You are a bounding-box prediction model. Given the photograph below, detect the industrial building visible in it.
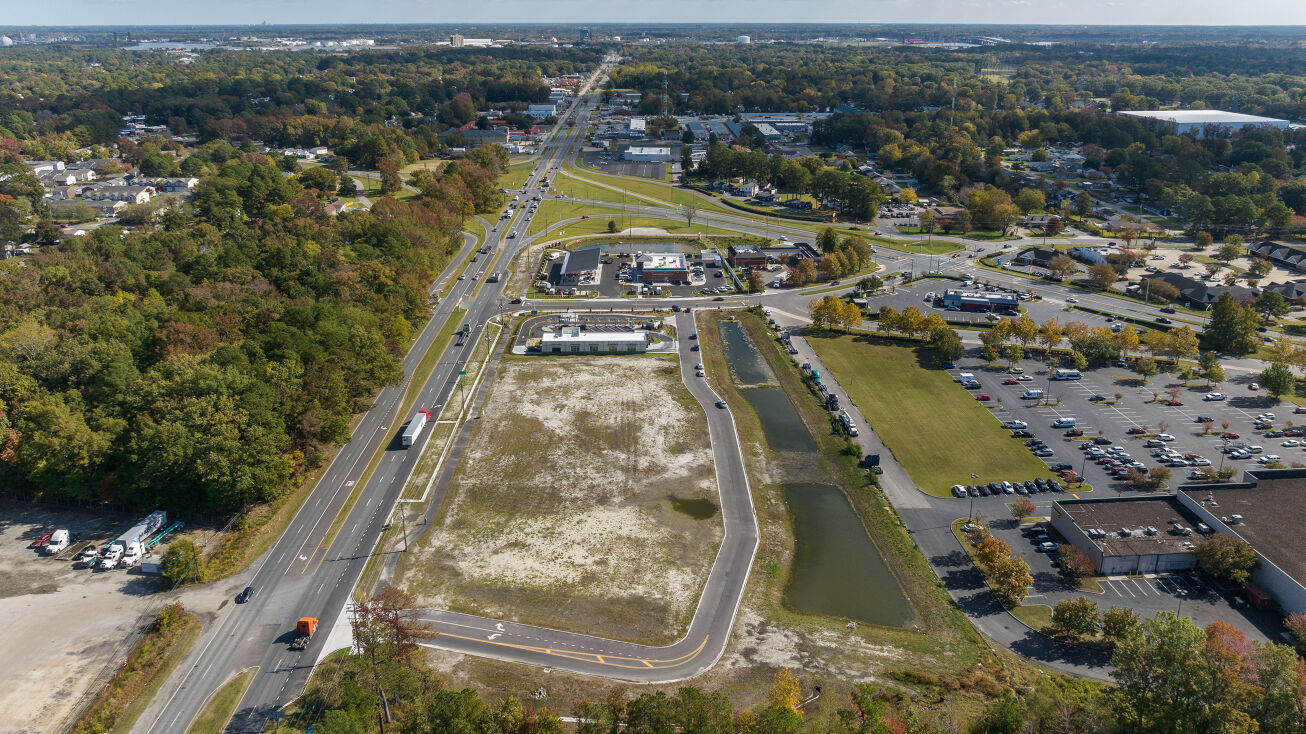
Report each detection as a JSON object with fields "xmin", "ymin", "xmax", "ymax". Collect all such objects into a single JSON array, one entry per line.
[
  {"xmin": 622, "ymin": 146, "xmax": 672, "ymax": 162},
  {"xmin": 636, "ymin": 253, "xmax": 690, "ymax": 283},
  {"xmin": 540, "ymin": 327, "xmax": 649, "ymax": 354},
  {"xmin": 527, "ymin": 103, "xmax": 557, "ymax": 120},
  {"xmin": 1177, "ymin": 470, "xmax": 1306, "ymax": 615},
  {"xmin": 941, "ymin": 289, "xmax": 1019, "ymax": 312},
  {"xmin": 1118, "ymin": 110, "xmax": 1290, "ymax": 139},
  {"xmin": 1051, "ymin": 495, "xmax": 1201, "ymax": 575}
]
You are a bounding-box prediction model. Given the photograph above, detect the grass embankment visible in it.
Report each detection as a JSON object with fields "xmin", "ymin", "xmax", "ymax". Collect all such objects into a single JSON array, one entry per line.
[
  {"xmin": 527, "ymin": 200, "xmax": 625, "ymax": 236},
  {"xmin": 497, "ymin": 163, "xmax": 537, "ymax": 191},
  {"xmin": 809, "ymin": 334, "xmax": 1051, "ymax": 497},
  {"xmin": 186, "ymin": 668, "xmax": 255, "ymax": 734},
  {"xmin": 73, "ymin": 605, "xmax": 201, "ymax": 734}
]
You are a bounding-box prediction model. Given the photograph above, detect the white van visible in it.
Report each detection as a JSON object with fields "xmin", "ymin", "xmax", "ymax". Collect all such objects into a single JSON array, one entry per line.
[
  {"xmin": 957, "ymin": 373, "xmax": 975, "ymax": 383},
  {"xmin": 45, "ymin": 529, "xmax": 69, "ymax": 556},
  {"xmin": 1021, "ymin": 389, "xmax": 1045, "ymax": 400},
  {"xmin": 1052, "ymin": 417, "xmax": 1077, "ymax": 428}
]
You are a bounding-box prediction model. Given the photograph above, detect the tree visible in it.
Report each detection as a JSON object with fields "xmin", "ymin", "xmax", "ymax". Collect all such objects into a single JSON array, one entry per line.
[
  {"xmin": 1216, "ymin": 241, "xmax": 1246, "ymax": 263},
  {"xmin": 1058, "ymin": 544, "xmax": 1095, "ymax": 579},
  {"xmin": 1195, "ymin": 231, "xmax": 1214, "ymax": 249},
  {"xmin": 1256, "ymin": 290, "xmax": 1291, "ymax": 319},
  {"xmin": 1110, "ymin": 612, "xmax": 1209, "ymax": 732},
  {"xmin": 1249, "ymin": 258, "xmax": 1273, "ymax": 279},
  {"xmin": 1015, "ymin": 187, "xmax": 1046, "ymax": 214},
  {"xmin": 1074, "ymin": 191, "xmax": 1094, "ymax": 217},
  {"xmin": 746, "ymin": 269, "xmax": 765, "ymax": 294},
  {"xmin": 988, "ymin": 554, "xmax": 1033, "ymax": 606},
  {"xmin": 1204, "ymin": 292, "xmax": 1260, "ymax": 356},
  {"xmin": 337, "ymin": 176, "xmax": 357, "ymax": 197},
  {"xmin": 918, "ymin": 208, "xmax": 934, "ymax": 233},
  {"xmin": 1101, "ymin": 605, "xmax": 1142, "ymax": 645},
  {"xmin": 1050, "ymin": 597, "xmax": 1100, "ymax": 641},
  {"xmin": 1198, "ymin": 351, "xmax": 1226, "ymax": 387},
  {"xmin": 1285, "ymin": 612, "xmax": 1306, "ymax": 654},
  {"xmin": 607, "ymin": 219, "xmax": 618, "ymax": 233},
  {"xmin": 876, "ymin": 306, "xmax": 900, "ymax": 334},
  {"xmin": 1087, "ymin": 262, "xmax": 1117, "ymax": 289},
  {"xmin": 682, "ymin": 200, "xmax": 699, "ymax": 228},
  {"xmin": 816, "ymin": 227, "xmax": 839, "ymax": 254},
  {"xmin": 1010, "ymin": 497, "xmax": 1036, "ymax": 521},
  {"xmin": 378, "ymin": 160, "xmax": 403, "ymax": 195},
  {"xmin": 1259, "ymin": 362, "xmax": 1296, "ymax": 401},
  {"xmin": 969, "ymin": 692, "xmax": 1025, "ymax": 734},
  {"xmin": 1194, "ymin": 535, "xmax": 1260, "ymax": 583},
  {"xmin": 160, "ymin": 539, "xmax": 206, "ymax": 586},
  {"xmin": 928, "ymin": 327, "xmax": 965, "ymax": 364},
  {"xmin": 768, "ymin": 669, "xmax": 802, "ymax": 714}
]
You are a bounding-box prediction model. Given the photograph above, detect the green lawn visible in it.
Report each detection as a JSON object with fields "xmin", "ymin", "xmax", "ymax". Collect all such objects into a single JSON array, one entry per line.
[
  {"xmin": 527, "ymin": 200, "xmax": 625, "ymax": 236},
  {"xmin": 1010, "ymin": 604, "xmax": 1053, "ymax": 631},
  {"xmin": 809, "ymin": 334, "xmax": 1052, "ymax": 496},
  {"xmin": 497, "ymin": 164, "xmax": 536, "ymax": 191},
  {"xmin": 187, "ymin": 669, "xmax": 255, "ymax": 734}
]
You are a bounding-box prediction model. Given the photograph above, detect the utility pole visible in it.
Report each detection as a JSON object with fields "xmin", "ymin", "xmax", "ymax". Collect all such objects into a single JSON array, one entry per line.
[{"xmin": 398, "ymin": 505, "xmax": 408, "ymax": 552}]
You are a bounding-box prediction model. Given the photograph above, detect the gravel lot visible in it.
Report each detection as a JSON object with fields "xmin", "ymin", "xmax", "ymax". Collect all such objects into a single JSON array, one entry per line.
[{"xmin": 0, "ymin": 505, "xmax": 168, "ymax": 733}]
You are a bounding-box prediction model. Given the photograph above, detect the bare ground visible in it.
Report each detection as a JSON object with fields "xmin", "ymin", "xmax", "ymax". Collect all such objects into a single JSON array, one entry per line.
[{"xmin": 397, "ymin": 357, "xmax": 723, "ymax": 644}]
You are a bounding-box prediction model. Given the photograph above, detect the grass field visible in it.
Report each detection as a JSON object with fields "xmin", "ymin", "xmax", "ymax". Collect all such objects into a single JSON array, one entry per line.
[
  {"xmin": 545, "ymin": 214, "xmax": 720, "ymax": 239},
  {"xmin": 187, "ymin": 669, "xmax": 255, "ymax": 734},
  {"xmin": 401, "ymin": 159, "xmax": 449, "ymax": 175},
  {"xmin": 808, "ymin": 334, "xmax": 1052, "ymax": 496},
  {"xmin": 1010, "ymin": 604, "xmax": 1053, "ymax": 631},
  {"xmin": 497, "ymin": 164, "xmax": 536, "ymax": 191},
  {"xmin": 527, "ymin": 200, "xmax": 625, "ymax": 236}
]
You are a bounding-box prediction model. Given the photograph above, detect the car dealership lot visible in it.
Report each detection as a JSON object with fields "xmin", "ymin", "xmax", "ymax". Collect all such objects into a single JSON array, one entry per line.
[{"xmin": 943, "ymin": 358, "xmax": 1292, "ymax": 498}]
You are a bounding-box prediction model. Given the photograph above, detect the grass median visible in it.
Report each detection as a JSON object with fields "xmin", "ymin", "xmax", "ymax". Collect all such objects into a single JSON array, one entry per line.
[
  {"xmin": 808, "ymin": 333, "xmax": 1052, "ymax": 497},
  {"xmin": 186, "ymin": 668, "xmax": 255, "ymax": 734}
]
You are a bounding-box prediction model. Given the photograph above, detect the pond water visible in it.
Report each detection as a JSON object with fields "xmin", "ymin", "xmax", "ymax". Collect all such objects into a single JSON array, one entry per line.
[
  {"xmin": 670, "ymin": 496, "xmax": 719, "ymax": 520},
  {"xmin": 717, "ymin": 317, "xmax": 913, "ymax": 627},
  {"xmin": 782, "ymin": 483, "xmax": 916, "ymax": 627}
]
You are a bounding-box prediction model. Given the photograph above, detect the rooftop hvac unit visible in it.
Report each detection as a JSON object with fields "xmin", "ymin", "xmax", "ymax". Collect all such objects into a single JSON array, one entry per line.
[
  {"xmin": 1145, "ymin": 526, "xmax": 1158, "ymax": 535},
  {"xmin": 1230, "ymin": 514, "xmax": 1244, "ymax": 524}
]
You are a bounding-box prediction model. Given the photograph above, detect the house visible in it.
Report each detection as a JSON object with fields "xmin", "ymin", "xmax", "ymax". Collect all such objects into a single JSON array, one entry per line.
[
  {"xmin": 1013, "ymin": 247, "xmax": 1059, "ymax": 268},
  {"xmin": 22, "ymin": 160, "xmax": 64, "ymax": 175},
  {"xmin": 153, "ymin": 177, "xmax": 199, "ymax": 193},
  {"xmin": 928, "ymin": 206, "xmax": 966, "ymax": 227},
  {"xmin": 1021, "ymin": 214, "xmax": 1061, "ymax": 230},
  {"xmin": 82, "ymin": 184, "xmax": 154, "ymax": 204},
  {"xmin": 85, "ymin": 199, "xmax": 128, "ymax": 217},
  {"xmin": 39, "ymin": 171, "xmax": 78, "ymax": 187}
]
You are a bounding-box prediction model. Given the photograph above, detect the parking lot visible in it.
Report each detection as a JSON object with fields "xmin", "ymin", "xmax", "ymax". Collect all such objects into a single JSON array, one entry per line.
[
  {"xmin": 983, "ymin": 514, "xmax": 1284, "ymax": 643},
  {"xmin": 943, "ymin": 356, "xmax": 1294, "ymax": 501}
]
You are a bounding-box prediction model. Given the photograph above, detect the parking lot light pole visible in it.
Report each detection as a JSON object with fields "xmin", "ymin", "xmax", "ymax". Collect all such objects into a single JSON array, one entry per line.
[{"xmin": 970, "ymin": 473, "xmax": 979, "ymax": 519}]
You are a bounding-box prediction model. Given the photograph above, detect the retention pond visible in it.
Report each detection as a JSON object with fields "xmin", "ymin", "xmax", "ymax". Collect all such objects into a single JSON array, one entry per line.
[{"xmin": 717, "ymin": 318, "xmax": 913, "ymax": 627}]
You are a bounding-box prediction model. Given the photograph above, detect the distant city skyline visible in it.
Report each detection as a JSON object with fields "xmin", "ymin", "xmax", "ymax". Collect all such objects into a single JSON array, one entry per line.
[{"xmin": 5, "ymin": 1, "xmax": 1306, "ymax": 28}]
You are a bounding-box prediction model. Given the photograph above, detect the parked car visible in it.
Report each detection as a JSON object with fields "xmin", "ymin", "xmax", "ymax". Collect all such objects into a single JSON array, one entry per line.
[
  {"xmin": 1034, "ymin": 448, "xmax": 1055, "ymax": 457},
  {"xmin": 1204, "ymin": 392, "xmax": 1227, "ymax": 401},
  {"xmin": 976, "ymin": 394, "xmax": 992, "ymax": 401},
  {"xmin": 1065, "ymin": 428, "xmax": 1084, "ymax": 437}
]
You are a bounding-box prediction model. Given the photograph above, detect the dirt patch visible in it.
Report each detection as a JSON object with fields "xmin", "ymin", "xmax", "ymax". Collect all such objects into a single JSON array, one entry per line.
[
  {"xmin": 398, "ymin": 356, "xmax": 722, "ymax": 644},
  {"xmin": 0, "ymin": 505, "xmax": 172, "ymax": 734}
]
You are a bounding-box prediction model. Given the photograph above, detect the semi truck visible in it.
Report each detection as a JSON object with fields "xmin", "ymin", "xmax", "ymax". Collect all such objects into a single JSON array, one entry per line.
[
  {"xmin": 400, "ymin": 409, "xmax": 431, "ymax": 448},
  {"xmin": 103, "ymin": 510, "xmax": 167, "ymax": 568},
  {"xmin": 290, "ymin": 617, "xmax": 319, "ymax": 651}
]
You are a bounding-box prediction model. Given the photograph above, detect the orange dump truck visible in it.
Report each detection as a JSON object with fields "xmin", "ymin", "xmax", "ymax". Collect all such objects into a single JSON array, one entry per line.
[{"xmin": 290, "ymin": 617, "xmax": 319, "ymax": 651}]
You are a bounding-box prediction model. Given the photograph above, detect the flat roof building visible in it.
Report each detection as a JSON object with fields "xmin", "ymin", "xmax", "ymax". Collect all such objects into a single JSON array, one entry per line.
[
  {"xmin": 540, "ymin": 327, "xmax": 648, "ymax": 354},
  {"xmin": 1118, "ymin": 110, "xmax": 1290, "ymax": 139},
  {"xmin": 636, "ymin": 252, "xmax": 690, "ymax": 283},
  {"xmin": 941, "ymin": 289, "xmax": 1019, "ymax": 312},
  {"xmin": 727, "ymin": 244, "xmax": 767, "ymax": 270},
  {"xmin": 1051, "ymin": 495, "xmax": 1203, "ymax": 576},
  {"xmin": 623, "ymin": 146, "xmax": 671, "ymax": 162},
  {"xmin": 1178, "ymin": 470, "xmax": 1306, "ymax": 615}
]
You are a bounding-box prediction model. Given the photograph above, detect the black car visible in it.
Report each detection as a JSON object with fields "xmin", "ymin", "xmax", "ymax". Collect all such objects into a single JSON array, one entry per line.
[
  {"xmin": 1011, "ymin": 430, "xmax": 1034, "ymax": 438},
  {"xmin": 978, "ymin": 485, "xmax": 991, "ymax": 496},
  {"xmin": 1034, "ymin": 477, "xmax": 1048, "ymax": 491},
  {"xmin": 691, "ymin": 344, "xmax": 700, "ymax": 351},
  {"xmin": 1156, "ymin": 317, "xmax": 1173, "ymax": 324},
  {"xmin": 1089, "ymin": 394, "xmax": 1109, "ymax": 402},
  {"xmin": 1050, "ymin": 462, "xmax": 1072, "ymax": 472},
  {"xmin": 1160, "ymin": 307, "xmax": 1177, "ymax": 314},
  {"xmin": 236, "ymin": 586, "xmax": 254, "ymax": 604},
  {"xmin": 1024, "ymin": 480, "xmax": 1038, "ymax": 493},
  {"xmin": 1094, "ymin": 437, "xmax": 1113, "ymax": 445},
  {"xmin": 1046, "ymin": 478, "xmax": 1063, "ymax": 491},
  {"xmin": 988, "ymin": 482, "xmax": 1003, "ymax": 494},
  {"xmin": 967, "ymin": 486, "xmax": 980, "ymax": 497},
  {"xmin": 1025, "ymin": 438, "xmax": 1044, "ymax": 447}
]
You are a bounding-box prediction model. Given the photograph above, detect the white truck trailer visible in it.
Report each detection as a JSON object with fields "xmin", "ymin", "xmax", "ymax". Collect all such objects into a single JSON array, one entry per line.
[{"xmin": 400, "ymin": 409, "xmax": 431, "ymax": 448}]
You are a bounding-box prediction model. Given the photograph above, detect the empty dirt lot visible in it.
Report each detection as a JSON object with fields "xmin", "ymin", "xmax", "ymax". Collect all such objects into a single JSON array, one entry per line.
[
  {"xmin": 0, "ymin": 505, "xmax": 171, "ymax": 733},
  {"xmin": 398, "ymin": 356, "xmax": 722, "ymax": 645}
]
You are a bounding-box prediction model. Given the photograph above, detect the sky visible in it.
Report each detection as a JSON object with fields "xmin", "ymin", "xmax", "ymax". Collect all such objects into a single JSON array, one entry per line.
[{"xmin": 6, "ymin": 0, "xmax": 1306, "ymax": 27}]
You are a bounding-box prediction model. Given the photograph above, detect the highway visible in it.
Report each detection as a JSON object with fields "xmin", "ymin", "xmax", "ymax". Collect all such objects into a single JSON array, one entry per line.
[{"xmin": 138, "ymin": 57, "xmax": 617, "ymax": 734}]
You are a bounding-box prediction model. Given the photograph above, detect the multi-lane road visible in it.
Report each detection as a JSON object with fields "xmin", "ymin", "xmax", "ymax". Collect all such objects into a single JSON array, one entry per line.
[{"xmin": 139, "ymin": 58, "xmax": 616, "ymax": 734}]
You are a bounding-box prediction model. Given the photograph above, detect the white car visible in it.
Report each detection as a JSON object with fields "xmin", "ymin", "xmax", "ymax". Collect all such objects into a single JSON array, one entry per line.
[
  {"xmin": 1066, "ymin": 297, "xmax": 1079, "ymax": 303},
  {"xmin": 1284, "ymin": 440, "xmax": 1301, "ymax": 447},
  {"xmin": 1258, "ymin": 413, "xmax": 1276, "ymax": 421},
  {"xmin": 1204, "ymin": 392, "xmax": 1226, "ymax": 401},
  {"xmin": 1192, "ymin": 458, "xmax": 1212, "ymax": 466},
  {"xmin": 1257, "ymin": 454, "xmax": 1282, "ymax": 464},
  {"xmin": 1156, "ymin": 434, "xmax": 1176, "ymax": 442},
  {"xmin": 1005, "ymin": 420, "xmax": 1028, "ymax": 429}
]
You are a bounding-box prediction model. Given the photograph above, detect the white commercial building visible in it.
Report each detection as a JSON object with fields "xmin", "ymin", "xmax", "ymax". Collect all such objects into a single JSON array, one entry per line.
[
  {"xmin": 540, "ymin": 328, "xmax": 649, "ymax": 354},
  {"xmin": 623, "ymin": 146, "xmax": 672, "ymax": 162},
  {"xmin": 1118, "ymin": 110, "xmax": 1290, "ymax": 139},
  {"xmin": 527, "ymin": 103, "xmax": 557, "ymax": 120},
  {"xmin": 737, "ymin": 35, "xmax": 751, "ymax": 44},
  {"xmin": 628, "ymin": 117, "xmax": 647, "ymax": 136}
]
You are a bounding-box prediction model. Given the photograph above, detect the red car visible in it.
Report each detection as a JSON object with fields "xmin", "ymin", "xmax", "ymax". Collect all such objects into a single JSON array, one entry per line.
[
  {"xmin": 1127, "ymin": 427, "xmax": 1147, "ymax": 434},
  {"xmin": 1166, "ymin": 399, "xmax": 1184, "ymax": 406},
  {"xmin": 1003, "ymin": 378, "xmax": 1019, "ymax": 385},
  {"xmin": 30, "ymin": 532, "xmax": 52, "ymax": 548},
  {"xmin": 976, "ymin": 394, "xmax": 992, "ymax": 401},
  {"xmin": 1222, "ymin": 432, "xmax": 1241, "ymax": 440}
]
